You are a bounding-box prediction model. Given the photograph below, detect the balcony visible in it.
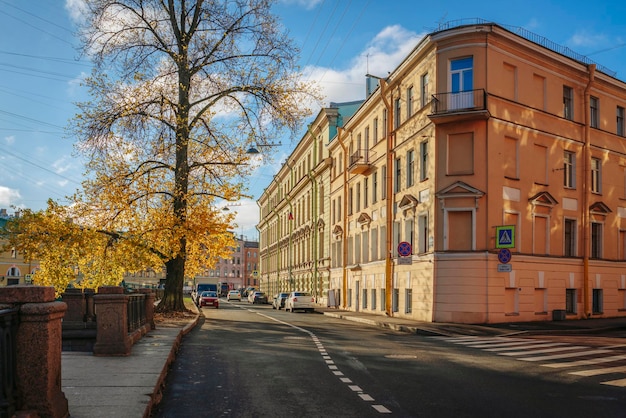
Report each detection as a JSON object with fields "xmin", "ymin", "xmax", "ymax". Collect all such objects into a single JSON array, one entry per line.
[
  {"xmin": 349, "ymin": 149, "xmax": 376, "ymax": 174},
  {"xmin": 428, "ymin": 89, "xmax": 490, "ymax": 124}
]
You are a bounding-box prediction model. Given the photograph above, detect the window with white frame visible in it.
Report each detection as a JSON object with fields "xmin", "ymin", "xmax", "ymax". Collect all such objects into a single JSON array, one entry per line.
[
  {"xmin": 563, "ymin": 86, "xmax": 573, "ymax": 120},
  {"xmin": 564, "ymin": 150, "xmax": 576, "ymax": 188},
  {"xmin": 406, "ymin": 150, "xmax": 415, "ymax": 187},
  {"xmin": 418, "ymin": 213, "xmax": 428, "ymax": 253},
  {"xmin": 364, "ymin": 177, "xmax": 369, "ymax": 209},
  {"xmin": 372, "ymin": 171, "xmax": 378, "ymax": 204},
  {"xmin": 590, "ymin": 96, "xmax": 599, "ymax": 128},
  {"xmin": 421, "ymin": 72, "xmax": 429, "ymax": 107},
  {"xmin": 591, "ymin": 157, "xmax": 602, "ymax": 193},
  {"xmin": 405, "ymin": 288, "xmax": 413, "ymax": 313},
  {"xmin": 420, "ymin": 140, "xmax": 428, "ymax": 181}
]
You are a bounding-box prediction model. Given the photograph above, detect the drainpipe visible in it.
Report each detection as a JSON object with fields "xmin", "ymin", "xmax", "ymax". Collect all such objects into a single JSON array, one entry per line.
[
  {"xmin": 306, "ymin": 125, "xmax": 320, "ymax": 301},
  {"xmin": 582, "ymin": 64, "xmax": 596, "ymax": 318},
  {"xmin": 377, "ymin": 78, "xmax": 395, "ymax": 317},
  {"xmin": 337, "ymin": 127, "xmax": 349, "ymax": 309}
]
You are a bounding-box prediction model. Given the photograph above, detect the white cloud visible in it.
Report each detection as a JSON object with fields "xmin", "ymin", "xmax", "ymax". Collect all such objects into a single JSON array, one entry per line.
[
  {"xmin": 0, "ymin": 186, "xmax": 22, "ymax": 207},
  {"xmin": 52, "ymin": 157, "xmax": 72, "ymax": 174},
  {"xmin": 279, "ymin": 0, "xmax": 324, "ymax": 10},
  {"xmin": 65, "ymin": 0, "xmax": 88, "ymax": 23},
  {"xmin": 303, "ymin": 25, "xmax": 424, "ymax": 104},
  {"xmin": 568, "ymin": 30, "xmax": 608, "ymax": 48},
  {"xmin": 4, "ymin": 135, "xmax": 15, "ymax": 145}
]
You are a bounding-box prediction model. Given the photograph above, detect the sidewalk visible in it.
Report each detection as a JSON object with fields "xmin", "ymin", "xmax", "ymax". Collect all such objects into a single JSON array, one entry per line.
[
  {"xmin": 61, "ymin": 307, "xmax": 199, "ymax": 418},
  {"xmin": 60, "ymin": 304, "xmax": 626, "ymax": 418}
]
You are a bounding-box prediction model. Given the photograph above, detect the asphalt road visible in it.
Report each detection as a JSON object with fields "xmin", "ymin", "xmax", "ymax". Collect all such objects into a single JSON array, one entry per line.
[{"xmin": 151, "ymin": 300, "xmax": 626, "ymax": 418}]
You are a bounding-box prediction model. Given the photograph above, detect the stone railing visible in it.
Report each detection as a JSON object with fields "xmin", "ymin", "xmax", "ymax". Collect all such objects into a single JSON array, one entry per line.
[
  {"xmin": 0, "ymin": 285, "xmax": 157, "ymax": 418},
  {"xmin": 0, "ymin": 285, "xmax": 69, "ymax": 418},
  {"xmin": 62, "ymin": 286, "xmax": 155, "ymax": 355}
]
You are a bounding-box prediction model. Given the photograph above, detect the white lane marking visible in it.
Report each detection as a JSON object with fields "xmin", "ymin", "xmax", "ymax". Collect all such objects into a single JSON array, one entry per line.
[{"xmin": 255, "ymin": 310, "xmax": 393, "ymax": 414}]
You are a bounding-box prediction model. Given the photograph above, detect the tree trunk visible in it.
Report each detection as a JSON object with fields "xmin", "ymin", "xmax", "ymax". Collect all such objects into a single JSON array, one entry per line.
[{"xmin": 155, "ymin": 255, "xmax": 187, "ymax": 312}]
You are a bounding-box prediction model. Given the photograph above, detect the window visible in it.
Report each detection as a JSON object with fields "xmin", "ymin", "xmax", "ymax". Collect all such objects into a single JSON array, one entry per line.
[
  {"xmin": 591, "ymin": 157, "xmax": 601, "ymax": 193},
  {"xmin": 592, "ymin": 289, "xmax": 603, "ymax": 314},
  {"xmin": 395, "ymin": 157, "xmax": 402, "ymax": 192},
  {"xmin": 618, "ymin": 106, "xmax": 625, "ymax": 137},
  {"xmin": 420, "ymin": 140, "xmax": 428, "ymax": 181},
  {"xmin": 392, "ymin": 288, "xmax": 399, "ymax": 312},
  {"xmin": 364, "ymin": 178, "xmax": 369, "ymax": 209},
  {"xmin": 373, "ymin": 117, "xmax": 379, "ymax": 144},
  {"xmin": 372, "ymin": 172, "xmax": 378, "ymax": 203},
  {"xmin": 356, "ymin": 183, "xmax": 361, "ymax": 212},
  {"xmin": 591, "ymin": 222, "xmax": 603, "ymax": 259},
  {"xmin": 371, "ymin": 289, "xmax": 377, "ymax": 311},
  {"xmin": 405, "ymin": 218, "xmax": 414, "ymax": 249},
  {"xmin": 406, "ymin": 150, "xmax": 415, "ymax": 187},
  {"xmin": 421, "ymin": 73, "xmax": 429, "ymax": 107},
  {"xmin": 381, "ymin": 165, "xmax": 387, "ymax": 199},
  {"xmin": 418, "ymin": 214, "xmax": 428, "ymax": 253},
  {"xmin": 362, "ymin": 289, "xmax": 368, "ymax": 309},
  {"xmin": 564, "ymin": 218, "xmax": 576, "ymax": 257},
  {"xmin": 407, "ymin": 86, "xmax": 414, "ymax": 117},
  {"xmin": 590, "ymin": 96, "xmax": 599, "ymax": 128},
  {"xmin": 348, "ymin": 187, "xmax": 353, "ymax": 215},
  {"xmin": 564, "ymin": 151, "xmax": 576, "ymax": 188},
  {"xmin": 380, "ymin": 288, "xmax": 386, "ymax": 312},
  {"xmin": 504, "ymin": 136, "xmax": 519, "ymax": 179},
  {"xmin": 563, "ymin": 86, "xmax": 573, "ymax": 120},
  {"xmin": 450, "ymin": 57, "xmax": 473, "ymax": 109},
  {"xmin": 405, "ymin": 289, "xmax": 413, "ymax": 314},
  {"xmin": 383, "ymin": 109, "xmax": 388, "ymax": 138},
  {"xmin": 565, "ymin": 289, "xmax": 577, "ymax": 314},
  {"xmin": 394, "ymin": 98, "xmax": 401, "ymax": 129}
]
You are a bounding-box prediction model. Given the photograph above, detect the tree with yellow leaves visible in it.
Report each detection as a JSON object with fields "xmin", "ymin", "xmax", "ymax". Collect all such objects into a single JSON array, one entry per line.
[{"xmin": 17, "ymin": 0, "xmax": 319, "ymax": 311}]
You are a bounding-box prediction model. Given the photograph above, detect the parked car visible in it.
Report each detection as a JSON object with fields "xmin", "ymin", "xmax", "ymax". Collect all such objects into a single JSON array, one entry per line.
[
  {"xmin": 251, "ymin": 291, "xmax": 269, "ymax": 304},
  {"xmin": 198, "ymin": 291, "xmax": 219, "ymax": 308},
  {"xmin": 227, "ymin": 290, "xmax": 242, "ymax": 301},
  {"xmin": 248, "ymin": 290, "xmax": 261, "ymax": 303},
  {"xmin": 285, "ymin": 291, "xmax": 315, "ymax": 313},
  {"xmin": 272, "ymin": 292, "xmax": 290, "ymax": 310}
]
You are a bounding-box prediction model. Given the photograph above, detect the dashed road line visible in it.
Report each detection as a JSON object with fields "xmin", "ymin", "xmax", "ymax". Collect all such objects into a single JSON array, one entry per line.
[{"xmin": 256, "ymin": 311, "xmax": 393, "ymax": 414}]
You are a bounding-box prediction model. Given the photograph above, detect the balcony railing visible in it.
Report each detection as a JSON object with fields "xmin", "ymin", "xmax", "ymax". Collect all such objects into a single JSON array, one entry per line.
[
  {"xmin": 349, "ymin": 149, "xmax": 376, "ymax": 174},
  {"xmin": 430, "ymin": 89, "xmax": 486, "ymax": 114}
]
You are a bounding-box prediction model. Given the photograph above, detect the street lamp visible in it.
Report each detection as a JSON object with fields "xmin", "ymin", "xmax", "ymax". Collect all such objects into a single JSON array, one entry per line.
[{"xmin": 246, "ymin": 141, "xmax": 282, "ymax": 154}]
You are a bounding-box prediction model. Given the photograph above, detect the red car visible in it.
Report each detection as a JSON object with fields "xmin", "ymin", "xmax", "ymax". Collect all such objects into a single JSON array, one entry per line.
[{"xmin": 199, "ymin": 291, "xmax": 219, "ymax": 308}]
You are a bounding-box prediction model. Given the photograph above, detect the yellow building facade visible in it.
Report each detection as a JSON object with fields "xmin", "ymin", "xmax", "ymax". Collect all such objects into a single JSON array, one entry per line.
[{"xmin": 261, "ymin": 20, "xmax": 626, "ymax": 324}]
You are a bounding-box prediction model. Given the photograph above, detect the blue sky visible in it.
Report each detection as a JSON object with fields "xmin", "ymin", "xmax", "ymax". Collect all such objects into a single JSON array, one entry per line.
[{"xmin": 1, "ymin": 0, "xmax": 625, "ymax": 240}]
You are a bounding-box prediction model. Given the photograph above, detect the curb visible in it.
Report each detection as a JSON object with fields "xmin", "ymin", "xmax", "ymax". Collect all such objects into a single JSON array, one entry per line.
[{"xmin": 143, "ymin": 306, "xmax": 202, "ymax": 418}]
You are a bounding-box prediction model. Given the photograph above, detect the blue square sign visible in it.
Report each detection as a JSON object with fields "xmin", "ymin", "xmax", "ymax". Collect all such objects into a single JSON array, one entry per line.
[{"xmin": 496, "ymin": 225, "xmax": 515, "ymax": 249}]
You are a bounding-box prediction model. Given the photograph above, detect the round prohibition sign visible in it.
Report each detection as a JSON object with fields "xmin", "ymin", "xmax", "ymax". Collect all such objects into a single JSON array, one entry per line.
[
  {"xmin": 398, "ymin": 241, "xmax": 412, "ymax": 257},
  {"xmin": 498, "ymin": 248, "xmax": 512, "ymax": 264}
]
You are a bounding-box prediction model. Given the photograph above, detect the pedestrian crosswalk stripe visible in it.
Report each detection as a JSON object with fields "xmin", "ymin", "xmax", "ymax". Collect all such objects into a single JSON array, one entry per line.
[
  {"xmin": 481, "ymin": 342, "xmax": 567, "ymax": 351},
  {"xmin": 519, "ymin": 349, "xmax": 612, "ymax": 362},
  {"xmin": 602, "ymin": 378, "xmax": 626, "ymax": 387},
  {"xmin": 499, "ymin": 345, "xmax": 587, "ymax": 356},
  {"xmin": 544, "ymin": 354, "xmax": 626, "ymax": 369},
  {"xmin": 570, "ymin": 365, "xmax": 626, "ymax": 376}
]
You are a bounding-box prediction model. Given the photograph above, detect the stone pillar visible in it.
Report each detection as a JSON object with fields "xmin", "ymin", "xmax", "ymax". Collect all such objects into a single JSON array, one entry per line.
[
  {"xmin": 0, "ymin": 285, "xmax": 69, "ymax": 418},
  {"xmin": 60, "ymin": 288, "xmax": 85, "ymax": 324},
  {"xmin": 138, "ymin": 289, "xmax": 156, "ymax": 330},
  {"xmin": 93, "ymin": 286, "xmax": 131, "ymax": 356}
]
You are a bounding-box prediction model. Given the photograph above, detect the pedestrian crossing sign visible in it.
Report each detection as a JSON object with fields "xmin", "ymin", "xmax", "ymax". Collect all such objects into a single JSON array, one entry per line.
[{"xmin": 496, "ymin": 225, "xmax": 515, "ymax": 249}]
